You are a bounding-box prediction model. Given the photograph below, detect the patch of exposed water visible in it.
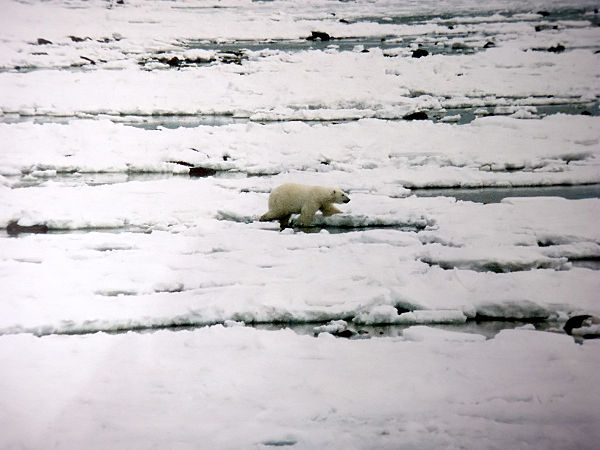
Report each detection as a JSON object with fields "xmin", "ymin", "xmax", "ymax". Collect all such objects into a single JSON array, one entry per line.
[
  {"xmin": 437, "ymin": 101, "xmax": 599, "ymax": 124},
  {"xmin": 8, "ymin": 317, "xmax": 570, "ymax": 341},
  {"xmin": 6, "ymin": 170, "xmax": 245, "ymax": 189},
  {"xmin": 352, "ymin": 7, "xmax": 599, "ymax": 27},
  {"xmin": 6, "ymin": 168, "xmax": 600, "ymax": 204},
  {"xmin": 411, "ymin": 183, "xmax": 600, "ymax": 203},
  {"xmin": 1, "ymin": 98, "xmax": 597, "ymax": 131},
  {"xmin": 252, "ymin": 318, "xmax": 563, "ymax": 340},
  {"xmin": 0, "ymin": 113, "xmax": 248, "ymax": 129}
]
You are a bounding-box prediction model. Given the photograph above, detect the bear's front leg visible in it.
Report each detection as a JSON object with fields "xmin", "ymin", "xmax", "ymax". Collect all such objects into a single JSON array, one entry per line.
[
  {"xmin": 299, "ymin": 203, "xmax": 319, "ymax": 227},
  {"xmin": 320, "ymin": 204, "xmax": 342, "ymax": 217}
]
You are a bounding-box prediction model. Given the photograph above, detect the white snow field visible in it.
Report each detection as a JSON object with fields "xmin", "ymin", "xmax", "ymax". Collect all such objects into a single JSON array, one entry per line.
[
  {"xmin": 1, "ymin": 326, "xmax": 599, "ymax": 449},
  {"xmin": 1, "ymin": 0, "xmax": 600, "ymax": 448}
]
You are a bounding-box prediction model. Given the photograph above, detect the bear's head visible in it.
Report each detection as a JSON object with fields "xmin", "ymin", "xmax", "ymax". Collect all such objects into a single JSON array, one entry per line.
[{"xmin": 331, "ymin": 189, "xmax": 350, "ymax": 204}]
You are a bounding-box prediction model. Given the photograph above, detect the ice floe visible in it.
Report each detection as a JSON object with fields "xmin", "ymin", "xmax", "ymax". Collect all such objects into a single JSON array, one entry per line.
[{"xmin": 1, "ymin": 0, "xmax": 600, "ymax": 447}]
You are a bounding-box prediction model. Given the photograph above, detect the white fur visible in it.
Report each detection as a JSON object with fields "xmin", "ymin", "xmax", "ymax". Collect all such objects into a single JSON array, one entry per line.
[{"xmin": 259, "ymin": 183, "xmax": 350, "ymax": 228}]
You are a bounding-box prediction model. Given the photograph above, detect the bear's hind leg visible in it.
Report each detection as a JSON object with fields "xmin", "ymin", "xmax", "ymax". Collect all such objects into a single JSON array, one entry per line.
[{"xmin": 278, "ymin": 214, "xmax": 292, "ymax": 230}]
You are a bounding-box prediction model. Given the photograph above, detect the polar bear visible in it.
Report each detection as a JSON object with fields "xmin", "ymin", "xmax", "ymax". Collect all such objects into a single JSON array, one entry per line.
[{"xmin": 259, "ymin": 183, "xmax": 350, "ymax": 229}]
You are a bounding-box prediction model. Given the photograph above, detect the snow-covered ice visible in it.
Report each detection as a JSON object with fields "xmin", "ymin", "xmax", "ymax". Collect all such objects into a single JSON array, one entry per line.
[
  {"xmin": 1, "ymin": 0, "xmax": 599, "ymax": 448},
  {"xmin": 1, "ymin": 115, "xmax": 599, "ymax": 186},
  {"xmin": 1, "ymin": 326, "xmax": 599, "ymax": 449}
]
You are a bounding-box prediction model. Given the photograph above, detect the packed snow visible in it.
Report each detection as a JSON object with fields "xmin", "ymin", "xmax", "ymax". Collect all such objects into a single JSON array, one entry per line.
[
  {"xmin": 1, "ymin": 0, "xmax": 599, "ymax": 448},
  {"xmin": 1, "ymin": 115, "xmax": 599, "ymax": 186},
  {"xmin": 2, "ymin": 326, "xmax": 599, "ymax": 449}
]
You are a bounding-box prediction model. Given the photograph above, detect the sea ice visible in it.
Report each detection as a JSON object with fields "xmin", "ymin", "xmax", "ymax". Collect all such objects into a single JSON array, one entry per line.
[
  {"xmin": 0, "ymin": 326, "xmax": 599, "ymax": 449},
  {"xmin": 1, "ymin": 0, "xmax": 599, "ymax": 448}
]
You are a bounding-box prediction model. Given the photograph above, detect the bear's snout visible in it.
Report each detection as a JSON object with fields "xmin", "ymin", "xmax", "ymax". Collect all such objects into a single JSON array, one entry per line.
[{"xmin": 342, "ymin": 193, "xmax": 350, "ymax": 203}]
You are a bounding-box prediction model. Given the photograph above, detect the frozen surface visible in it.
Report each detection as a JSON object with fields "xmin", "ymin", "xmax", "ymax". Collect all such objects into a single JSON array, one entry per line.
[
  {"xmin": 1, "ymin": 326, "xmax": 599, "ymax": 449},
  {"xmin": 0, "ymin": 0, "xmax": 599, "ymax": 120},
  {"xmin": 1, "ymin": 0, "xmax": 600, "ymax": 448},
  {"xmin": 1, "ymin": 115, "xmax": 599, "ymax": 187},
  {"xmin": 1, "ymin": 189, "xmax": 600, "ymax": 335}
]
